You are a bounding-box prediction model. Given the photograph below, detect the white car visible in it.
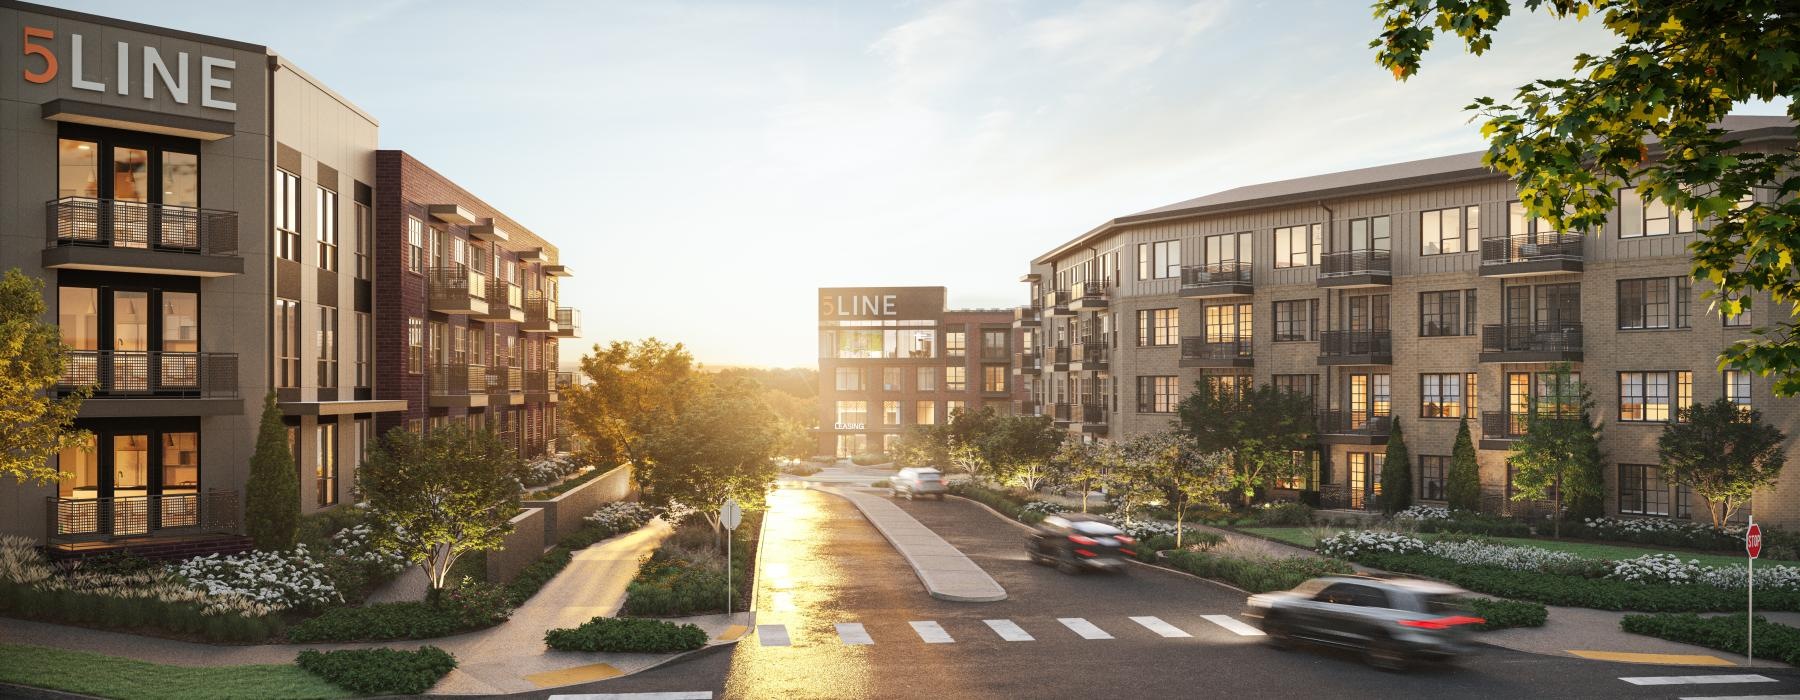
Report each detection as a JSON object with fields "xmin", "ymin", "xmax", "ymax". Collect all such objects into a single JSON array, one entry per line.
[{"xmin": 890, "ymin": 468, "xmax": 947, "ymax": 500}]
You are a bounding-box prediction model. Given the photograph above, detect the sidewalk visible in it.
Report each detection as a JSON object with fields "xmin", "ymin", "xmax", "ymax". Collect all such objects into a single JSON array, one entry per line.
[
  {"xmin": 818, "ymin": 485, "xmax": 1007, "ymax": 602},
  {"xmin": 0, "ymin": 517, "xmax": 757, "ymax": 694}
]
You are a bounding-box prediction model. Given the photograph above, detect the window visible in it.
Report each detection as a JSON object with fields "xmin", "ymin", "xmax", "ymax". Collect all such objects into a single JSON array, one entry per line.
[
  {"xmin": 1346, "ymin": 215, "xmax": 1392, "ymax": 251},
  {"xmin": 1618, "ymin": 277, "xmax": 1691, "ymax": 330},
  {"xmin": 982, "ymin": 329, "xmax": 1009, "ymax": 359},
  {"xmin": 835, "ymin": 401, "xmax": 868, "ymax": 426},
  {"xmin": 1508, "ymin": 200, "xmax": 1557, "ymax": 238},
  {"xmin": 353, "ymin": 202, "xmax": 370, "ymax": 279},
  {"xmin": 835, "ymin": 367, "xmax": 865, "ymax": 391},
  {"xmin": 883, "ymin": 367, "xmax": 903, "ymax": 392},
  {"xmin": 1205, "ymin": 303, "xmax": 1251, "ymax": 345},
  {"xmin": 1202, "ymin": 232, "xmax": 1252, "ymax": 269},
  {"xmin": 1274, "ymin": 451, "xmax": 1321, "ymax": 490},
  {"xmin": 1204, "ymin": 374, "xmax": 1251, "ymax": 399},
  {"xmin": 1136, "ymin": 376, "xmax": 1180, "ymax": 413},
  {"xmin": 1619, "ymin": 371, "xmax": 1691, "ymax": 422},
  {"xmin": 1725, "ymin": 370, "xmax": 1751, "ymax": 409},
  {"xmin": 983, "ymin": 365, "xmax": 1007, "ymax": 393},
  {"xmin": 407, "ymin": 317, "xmax": 424, "ymax": 374},
  {"xmin": 1137, "ymin": 308, "xmax": 1179, "ymax": 347},
  {"xmin": 316, "ymin": 422, "xmax": 338, "ymax": 506},
  {"xmin": 916, "ymin": 401, "xmax": 937, "ymax": 425},
  {"xmin": 1419, "ymin": 291, "xmax": 1468, "ymax": 337},
  {"xmin": 274, "ymin": 168, "xmax": 301, "ymax": 261},
  {"xmin": 1273, "ymin": 299, "xmax": 1317, "ymax": 342},
  {"xmin": 947, "ymin": 400, "xmax": 966, "ymax": 418},
  {"xmin": 315, "ymin": 187, "xmax": 338, "ymax": 271},
  {"xmin": 275, "ymin": 298, "xmax": 300, "ymax": 388},
  {"xmin": 1272, "ymin": 374, "xmax": 1318, "ymax": 399},
  {"xmin": 1137, "ymin": 240, "xmax": 1180, "ymax": 279},
  {"xmin": 946, "ymin": 366, "xmax": 967, "ymax": 392},
  {"xmin": 355, "ymin": 312, "xmax": 370, "ymax": 388},
  {"xmin": 945, "ymin": 329, "xmax": 966, "ymax": 358},
  {"xmin": 1420, "ymin": 207, "xmax": 1473, "ymax": 255},
  {"xmin": 883, "ymin": 401, "xmax": 900, "ymax": 426},
  {"xmin": 1419, "ymin": 455, "xmax": 1448, "ymax": 501},
  {"xmin": 1725, "ymin": 307, "xmax": 1751, "ymax": 328},
  {"xmin": 316, "ymin": 305, "xmax": 337, "ymax": 388},
  {"xmin": 406, "ymin": 217, "xmax": 425, "ymax": 274},
  {"xmin": 1467, "ymin": 372, "xmax": 1479, "ymax": 415},
  {"xmin": 1274, "ymin": 223, "xmax": 1323, "ymax": 268},
  {"xmin": 1619, "ymin": 464, "xmax": 1672, "ymax": 516},
  {"xmin": 917, "ymin": 367, "xmax": 937, "ymax": 391},
  {"xmin": 1420, "ymin": 373, "xmax": 1466, "ymax": 418},
  {"xmin": 1642, "ymin": 191, "xmax": 1697, "ymax": 237}
]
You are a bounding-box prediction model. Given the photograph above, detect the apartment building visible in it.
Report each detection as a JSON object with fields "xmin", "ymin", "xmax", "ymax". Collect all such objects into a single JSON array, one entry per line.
[
  {"xmin": 817, "ymin": 287, "xmax": 1015, "ymax": 457},
  {"xmin": 1021, "ymin": 115, "xmax": 1800, "ymax": 526},
  {"xmin": 372, "ymin": 150, "xmax": 576, "ymax": 459}
]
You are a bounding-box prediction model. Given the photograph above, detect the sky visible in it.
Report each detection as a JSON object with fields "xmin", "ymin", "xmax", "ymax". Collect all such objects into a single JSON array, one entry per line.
[{"xmin": 51, "ymin": 0, "xmax": 1786, "ymax": 369}]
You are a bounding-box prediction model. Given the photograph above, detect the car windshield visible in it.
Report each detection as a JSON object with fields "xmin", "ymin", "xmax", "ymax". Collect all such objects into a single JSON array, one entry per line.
[
  {"xmin": 1072, "ymin": 521, "xmax": 1122, "ymax": 536},
  {"xmin": 916, "ymin": 472, "xmax": 941, "ymax": 481},
  {"xmin": 1422, "ymin": 594, "xmax": 1472, "ymax": 616}
]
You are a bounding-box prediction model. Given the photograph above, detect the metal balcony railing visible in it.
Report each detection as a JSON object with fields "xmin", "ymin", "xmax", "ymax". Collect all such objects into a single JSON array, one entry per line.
[
  {"xmin": 1481, "ymin": 323, "xmax": 1583, "ymax": 354},
  {"xmin": 485, "ymin": 280, "xmax": 523, "ymax": 312},
  {"xmin": 1053, "ymin": 402, "xmax": 1073, "ymax": 422},
  {"xmin": 556, "ymin": 371, "xmax": 577, "ymax": 389},
  {"xmin": 431, "ymin": 363, "xmax": 486, "ymax": 395},
  {"xmin": 1318, "ymin": 329, "xmax": 1392, "ymax": 359},
  {"xmin": 428, "ymin": 267, "xmax": 488, "ymax": 308},
  {"xmin": 47, "ymin": 488, "xmax": 239, "ymax": 543},
  {"xmin": 555, "ymin": 307, "xmax": 581, "ymax": 335},
  {"xmin": 46, "ymin": 197, "xmax": 239, "ymax": 256},
  {"xmin": 485, "ymin": 365, "xmax": 524, "ymax": 393},
  {"xmin": 1050, "ymin": 345, "xmax": 1071, "ymax": 367},
  {"xmin": 1081, "ymin": 403, "xmax": 1108, "ymax": 424},
  {"xmin": 524, "ymin": 368, "xmax": 554, "ymax": 394},
  {"xmin": 1481, "ymin": 231, "xmax": 1584, "ymax": 265},
  {"xmin": 1181, "ymin": 336, "xmax": 1252, "ymax": 361},
  {"xmin": 58, "ymin": 350, "xmax": 238, "ymax": 397},
  {"xmin": 1072, "ymin": 280, "xmax": 1108, "ymax": 302},
  {"xmin": 1180, "ymin": 262, "xmax": 1252, "ymax": 288},
  {"xmin": 1043, "ymin": 289, "xmax": 1070, "ymax": 312},
  {"xmin": 523, "ymin": 294, "xmax": 559, "ymax": 332},
  {"xmin": 1481, "ymin": 411, "xmax": 1528, "ymax": 440},
  {"xmin": 981, "ymin": 346, "xmax": 1012, "ymax": 361},
  {"xmin": 1318, "ymin": 411, "xmax": 1393, "ymax": 437},
  {"xmin": 1320, "ymin": 249, "xmax": 1391, "ymax": 278}
]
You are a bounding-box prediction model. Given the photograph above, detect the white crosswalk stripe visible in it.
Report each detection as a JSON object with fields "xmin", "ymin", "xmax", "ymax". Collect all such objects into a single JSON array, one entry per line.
[
  {"xmin": 1130, "ymin": 616, "xmax": 1191, "ymax": 638},
  {"xmin": 1058, "ymin": 617, "xmax": 1113, "ymax": 640},
  {"xmin": 1676, "ymin": 695, "xmax": 1800, "ymax": 700},
  {"xmin": 757, "ymin": 624, "xmax": 790, "ymax": 646},
  {"xmin": 549, "ymin": 694, "xmax": 714, "ymax": 699},
  {"xmin": 910, "ymin": 620, "xmax": 955, "ymax": 643},
  {"xmin": 1201, "ymin": 614, "xmax": 1265, "ymax": 637},
  {"xmin": 1622, "ymin": 675, "xmax": 1779, "ymax": 686},
  {"xmin": 984, "ymin": 619, "xmax": 1035, "ymax": 641},
  {"xmin": 836, "ymin": 622, "xmax": 873, "ymax": 645}
]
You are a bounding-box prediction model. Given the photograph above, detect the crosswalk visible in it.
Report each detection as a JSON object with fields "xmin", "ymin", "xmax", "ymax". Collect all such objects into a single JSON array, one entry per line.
[
  {"xmin": 756, "ymin": 614, "xmax": 1264, "ymax": 647},
  {"xmin": 1616, "ymin": 673, "xmax": 1799, "ymax": 699}
]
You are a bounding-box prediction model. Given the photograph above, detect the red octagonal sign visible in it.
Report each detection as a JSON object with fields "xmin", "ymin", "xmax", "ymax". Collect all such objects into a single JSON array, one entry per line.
[{"xmin": 1748, "ymin": 523, "xmax": 1764, "ymax": 559}]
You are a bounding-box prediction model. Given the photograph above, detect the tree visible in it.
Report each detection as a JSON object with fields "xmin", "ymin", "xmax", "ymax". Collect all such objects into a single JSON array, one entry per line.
[
  {"xmin": 980, "ymin": 414, "xmax": 1065, "ymax": 491},
  {"xmin": 1373, "ymin": 1, "xmax": 1800, "ymax": 393},
  {"xmin": 891, "ymin": 424, "xmax": 947, "ymax": 469},
  {"xmin": 1380, "ymin": 419, "xmax": 1413, "ymax": 515},
  {"xmin": 1122, "ymin": 430, "xmax": 1228, "ymax": 547},
  {"xmin": 938, "ymin": 407, "xmax": 999, "ymax": 481},
  {"xmin": 1508, "ymin": 365, "xmax": 1604, "ymax": 537},
  {"xmin": 1177, "ymin": 382, "xmax": 1316, "ymax": 506},
  {"xmin": 1447, "ymin": 417, "xmax": 1482, "ymax": 512},
  {"xmin": 362, "ymin": 424, "xmax": 527, "ymax": 591},
  {"xmin": 245, "ymin": 392, "xmax": 300, "ymax": 551},
  {"xmin": 1659, "ymin": 398, "xmax": 1787, "ymax": 526},
  {"xmin": 564, "ymin": 339, "xmax": 698, "ymax": 475},
  {"xmin": 1056, "ymin": 439, "xmax": 1109, "ymax": 513},
  {"xmin": 640, "ymin": 374, "xmax": 780, "ymax": 542},
  {"xmin": 0, "ymin": 269, "xmax": 89, "ymax": 484}
]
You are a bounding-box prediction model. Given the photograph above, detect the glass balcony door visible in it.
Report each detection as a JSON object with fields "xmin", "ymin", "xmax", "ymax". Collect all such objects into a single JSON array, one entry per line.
[{"xmin": 113, "ymin": 291, "xmax": 150, "ymax": 391}]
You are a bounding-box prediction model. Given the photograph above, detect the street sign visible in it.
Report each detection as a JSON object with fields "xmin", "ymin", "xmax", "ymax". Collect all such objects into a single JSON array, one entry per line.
[
  {"xmin": 722, "ymin": 498, "xmax": 743, "ymax": 531},
  {"xmin": 1748, "ymin": 523, "xmax": 1763, "ymax": 559}
]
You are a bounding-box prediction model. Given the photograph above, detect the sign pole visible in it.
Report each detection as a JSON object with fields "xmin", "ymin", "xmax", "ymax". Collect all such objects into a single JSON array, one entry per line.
[
  {"xmin": 720, "ymin": 498, "xmax": 743, "ymax": 620},
  {"xmin": 727, "ymin": 531, "xmax": 733, "ymax": 617},
  {"xmin": 1747, "ymin": 515, "xmax": 1761, "ymax": 668}
]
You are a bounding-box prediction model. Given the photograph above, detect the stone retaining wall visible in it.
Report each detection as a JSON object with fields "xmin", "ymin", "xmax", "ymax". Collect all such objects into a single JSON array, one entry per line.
[
  {"xmin": 521, "ymin": 463, "xmax": 635, "ymax": 546},
  {"xmin": 486, "ymin": 507, "xmax": 546, "ymax": 583}
]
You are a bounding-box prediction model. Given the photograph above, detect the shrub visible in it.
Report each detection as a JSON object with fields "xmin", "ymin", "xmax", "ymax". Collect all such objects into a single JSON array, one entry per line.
[
  {"xmin": 543, "ymin": 616, "xmax": 708, "ymax": 653},
  {"xmin": 585, "ymin": 502, "xmax": 658, "ymax": 536},
  {"xmin": 622, "ymin": 516, "xmax": 760, "ymax": 617},
  {"xmin": 1411, "ymin": 511, "xmax": 1535, "ymax": 537},
  {"xmin": 296, "ymin": 646, "xmax": 457, "ymax": 696},
  {"xmin": 1135, "ymin": 531, "xmax": 1225, "ymax": 562},
  {"xmin": 523, "ymin": 454, "xmax": 584, "ymax": 488},
  {"xmin": 1467, "ymin": 598, "xmax": 1549, "ymax": 630},
  {"xmin": 780, "ymin": 462, "xmax": 822, "ymax": 476},
  {"xmin": 1316, "ymin": 531, "xmax": 1428, "ymax": 558},
  {"xmin": 289, "ymin": 602, "xmax": 471, "ymax": 642},
  {"xmin": 1621, "ymin": 613, "xmax": 1800, "ymax": 665},
  {"xmin": 947, "ymin": 482, "xmax": 1030, "ymax": 518},
  {"xmin": 1394, "ymin": 505, "xmax": 1450, "ymax": 521},
  {"xmin": 245, "ymin": 392, "xmax": 300, "ymax": 550},
  {"xmin": 1253, "ymin": 502, "xmax": 1315, "ymax": 526},
  {"xmin": 1357, "ymin": 552, "xmax": 1800, "ymax": 612},
  {"xmin": 870, "ymin": 480, "xmax": 891, "ymax": 488},
  {"xmin": 1609, "ymin": 553, "xmax": 1800, "ymax": 590},
  {"xmin": 1555, "ymin": 516, "xmax": 1745, "ymax": 551},
  {"xmin": 850, "ymin": 452, "xmax": 893, "ymax": 466},
  {"xmin": 1163, "ymin": 550, "xmax": 1354, "ymax": 593},
  {"xmin": 169, "ymin": 546, "xmax": 342, "ymax": 613}
]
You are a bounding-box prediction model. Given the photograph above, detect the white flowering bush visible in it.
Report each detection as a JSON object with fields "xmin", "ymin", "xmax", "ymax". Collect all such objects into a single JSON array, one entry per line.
[
  {"xmin": 1317, "ymin": 530, "xmax": 1427, "ymax": 558},
  {"xmin": 585, "ymin": 501, "xmax": 657, "ymax": 534},
  {"xmin": 169, "ymin": 544, "xmax": 341, "ymax": 613},
  {"xmin": 1428, "ymin": 538, "xmax": 1597, "ymax": 576},
  {"xmin": 1116, "ymin": 520, "xmax": 1189, "ymax": 541},
  {"xmin": 328, "ymin": 523, "xmax": 408, "ymax": 575},
  {"xmin": 523, "ymin": 454, "xmax": 584, "ymax": 488},
  {"xmin": 1609, "ymin": 553, "xmax": 1800, "ymax": 590},
  {"xmin": 1395, "ymin": 505, "xmax": 1451, "ymax": 521},
  {"xmin": 1018, "ymin": 501, "xmax": 1063, "ymax": 517}
]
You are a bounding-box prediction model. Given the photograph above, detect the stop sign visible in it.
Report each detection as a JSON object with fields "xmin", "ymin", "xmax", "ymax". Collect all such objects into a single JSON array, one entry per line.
[{"xmin": 1748, "ymin": 524, "xmax": 1763, "ymax": 559}]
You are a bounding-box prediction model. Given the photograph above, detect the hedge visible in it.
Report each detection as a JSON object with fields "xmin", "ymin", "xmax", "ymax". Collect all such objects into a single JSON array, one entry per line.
[
  {"xmin": 1135, "ymin": 532, "xmax": 1225, "ymax": 563},
  {"xmin": 1621, "ymin": 613, "xmax": 1800, "ymax": 665},
  {"xmin": 296, "ymin": 646, "xmax": 457, "ymax": 696},
  {"xmin": 544, "ymin": 617, "xmax": 708, "ymax": 653},
  {"xmin": 1162, "ymin": 550, "xmax": 1354, "ymax": 593},
  {"xmin": 947, "ymin": 482, "xmax": 1031, "ymax": 519},
  {"xmin": 1356, "ymin": 552, "xmax": 1800, "ymax": 612},
  {"xmin": 0, "ymin": 581, "xmax": 282, "ymax": 643},
  {"xmin": 1467, "ymin": 598, "xmax": 1548, "ymax": 630}
]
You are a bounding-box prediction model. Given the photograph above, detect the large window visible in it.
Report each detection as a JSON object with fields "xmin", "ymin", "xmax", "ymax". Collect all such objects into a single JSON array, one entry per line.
[
  {"xmin": 1205, "ymin": 303, "xmax": 1251, "ymax": 343},
  {"xmin": 1619, "ymin": 464, "xmax": 1672, "ymax": 516},
  {"xmin": 407, "ymin": 317, "xmax": 424, "ymax": 374},
  {"xmin": 945, "ymin": 329, "xmax": 966, "ymax": 357},
  {"xmin": 354, "ymin": 202, "xmax": 370, "ymax": 279},
  {"xmin": 835, "ymin": 401, "xmax": 868, "ymax": 427},
  {"xmin": 316, "ymin": 187, "xmax": 338, "ymax": 272},
  {"xmin": 917, "ymin": 366, "xmax": 937, "ymax": 391},
  {"xmin": 1347, "ymin": 215, "xmax": 1392, "ymax": 251},
  {"xmin": 1272, "ymin": 374, "xmax": 1317, "ymax": 399},
  {"xmin": 882, "ymin": 367, "xmax": 903, "ymax": 392},
  {"xmin": 1420, "ymin": 206, "xmax": 1476, "ymax": 255},
  {"xmin": 1202, "ymin": 232, "xmax": 1252, "ymax": 268},
  {"xmin": 1618, "ymin": 277, "xmax": 1692, "ymax": 330},
  {"xmin": 946, "ymin": 366, "xmax": 966, "ymax": 392},
  {"xmin": 1725, "ymin": 370, "xmax": 1751, "ymax": 410},
  {"xmin": 1136, "ymin": 376, "xmax": 1180, "ymax": 413},
  {"xmin": 274, "ymin": 169, "xmax": 302, "ymax": 262},
  {"xmin": 981, "ymin": 329, "xmax": 1009, "ymax": 359},
  {"xmin": 355, "ymin": 312, "xmax": 370, "ymax": 388},
  {"xmin": 1137, "ymin": 308, "xmax": 1179, "ymax": 347},
  {"xmin": 983, "ymin": 365, "xmax": 1007, "ymax": 393},
  {"xmin": 1420, "ymin": 373, "xmax": 1470, "ymax": 418},
  {"xmin": 1620, "ymin": 370, "xmax": 1691, "ymax": 422},
  {"xmin": 1507, "ymin": 201, "xmax": 1557, "ymax": 239},
  {"xmin": 276, "ymin": 298, "xmax": 300, "ymax": 388},
  {"xmin": 1137, "ymin": 240, "xmax": 1180, "ymax": 279},
  {"xmin": 1273, "ymin": 299, "xmax": 1316, "ymax": 342},
  {"xmin": 1273, "ymin": 451, "xmax": 1321, "ymax": 490},
  {"xmin": 916, "ymin": 400, "xmax": 937, "ymax": 425},
  {"xmin": 822, "ymin": 328, "xmax": 938, "ymax": 359},
  {"xmin": 1419, "ymin": 291, "xmax": 1466, "ymax": 337},
  {"xmin": 316, "ymin": 422, "xmax": 338, "ymax": 507},
  {"xmin": 1641, "ymin": 190, "xmax": 1697, "ymax": 237},
  {"xmin": 835, "ymin": 367, "xmax": 865, "ymax": 391},
  {"xmin": 317, "ymin": 305, "xmax": 337, "ymax": 389},
  {"xmin": 1274, "ymin": 223, "xmax": 1323, "ymax": 268},
  {"xmin": 1419, "ymin": 455, "xmax": 1448, "ymax": 501},
  {"xmin": 1203, "ymin": 374, "xmax": 1251, "ymax": 400},
  {"xmin": 406, "ymin": 217, "xmax": 425, "ymax": 274},
  {"xmin": 883, "ymin": 401, "xmax": 900, "ymax": 426}
]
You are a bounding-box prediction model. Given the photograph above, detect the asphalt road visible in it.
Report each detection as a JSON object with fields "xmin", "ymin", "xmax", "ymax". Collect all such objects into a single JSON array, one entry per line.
[{"xmin": 533, "ymin": 485, "xmax": 1800, "ymax": 699}]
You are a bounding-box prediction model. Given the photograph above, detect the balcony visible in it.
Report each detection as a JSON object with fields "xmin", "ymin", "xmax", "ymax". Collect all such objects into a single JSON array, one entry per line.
[
  {"xmin": 1052, "ymin": 401, "xmax": 1074, "ymax": 426},
  {"xmin": 525, "ymin": 369, "xmax": 559, "ymax": 402},
  {"xmin": 427, "ymin": 267, "xmax": 489, "ymax": 315},
  {"xmin": 430, "ymin": 364, "xmax": 488, "ymax": 408},
  {"xmin": 1013, "ymin": 399, "xmax": 1040, "ymax": 417},
  {"xmin": 44, "ymin": 197, "xmax": 242, "ymax": 277},
  {"xmin": 1317, "ymin": 411, "xmax": 1392, "ymax": 445},
  {"xmin": 556, "ymin": 371, "xmax": 577, "ymax": 389},
  {"xmin": 522, "ymin": 295, "xmax": 559, "ymax": 333},
  {"xmin": 1044, "ymin": 289, "xmax": 1072, "ymax": 316},
  {"xmin": 58, "ymin": 351, "xmax": 240, "ymax": 416},
  {"xmin": 553, "ymin": 308, "xmax": 581, "ymax": 338},
  {"xmin": 1050, "ymin": 345, "xmax": 1071, "ymax": 372},
  {"xmin": 1480, "ymin": 323, "xmax": 1583, "ymax": 363},
  {"xmin": 1179, "ymin": 262, "xmax": 1253, "ymax": 298},
  {"xmin": 1318, "ymin": 250, "xmax": 1392, "ymax": 288},
  {"xmin": 1080, "ymin": 403, "xmax": 1109, "ymax": 434},
  {"xmin": 1069, "ymin": 281, "xmax": 1109, "ymax": 311},
  {"xmin": 473, "ymin": 281, "xmax": 524, "ymax": 323},
  {"xmin": 1479, "ymin": 410, "xmax": 1579, "ymax": 450},
  {"xmin": 981, "ymin": 346, "xmax": 1012, "ymax": 362},
  {"xmin": 1180, "ymin": 337, "xmax": 1253, "ymax": 368},
  {"xmin": 46, "ymin": 489, "xmax": 240, "ymax": 546},
  {"xmin": 1013, "ymin": 305, "xmax": 1041, "ymax": 328},
  {"xmin": 1070, "ymin": 340, "xmax": 1108, "ymax": 372},
  {"xmin": 1318, "ymin": 329, "xmax": 1392, "ymax": 365},
  {"xmin": 485, "ymin": 365, "xmax": 524, "ymax": 406},
  {"xmin": 1016, "ymin": 351, "xmax": 1042, "ymax": 375},
  {"xmin": 1481, "ymin": 232, "xmax": 1584, "ymax": 277}
]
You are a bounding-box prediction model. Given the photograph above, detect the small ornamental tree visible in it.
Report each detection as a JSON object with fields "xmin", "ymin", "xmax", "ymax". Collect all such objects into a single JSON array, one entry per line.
[
  {"xmin": 1508, "ymin": 365, "xmax": 1605, "ymax": 537},
  {"xmin": 1380, "ymin": 419, "xmax": 1413, "ymax": 515},
  {"xmin": 1122, "ymin": 430, "xmax": 1227, "ymax": 547},
  {"xmin": 1447, "ymin": 417, "xmax": 1482, "ymax": 512},
  {"xmin": 982, "ymin": 414, "xmax": 1065, "ymax": 491},
  {"xmin": 1057, "ymin": 439, "xmax": 1109, "ymax": 513},
  {"xmin": 1658, "ymin": 398, "xmax": 1787, "ymax": 527},
  {"xmin": 245, "ymin": 392, "xmax": 300, "ymax": 551},
  {"xmin": 0, "ymin": 269, "xmax": 90, "ymax": 484},
  {"xmin": 891, "ymin": 424, "xmax": 947, "ymax": 469},
  {"xmin": 362, "ymin": 424, "xmax": 528, "ymax": 591}
]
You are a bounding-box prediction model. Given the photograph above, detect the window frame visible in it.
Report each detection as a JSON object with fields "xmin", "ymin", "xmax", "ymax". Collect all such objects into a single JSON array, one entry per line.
[{"xmin": 1273, "ymin": 223, "xmax": 1323, "ymax": 269}]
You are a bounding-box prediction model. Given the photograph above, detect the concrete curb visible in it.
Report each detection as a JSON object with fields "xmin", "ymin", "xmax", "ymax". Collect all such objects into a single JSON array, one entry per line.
[{"xmin": 817, "ymin": 486, "xmax": 1007, "ymax": 603}]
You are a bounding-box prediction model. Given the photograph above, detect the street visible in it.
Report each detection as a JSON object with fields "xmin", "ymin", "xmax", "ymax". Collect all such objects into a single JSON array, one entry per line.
[{"xmin": 550, "ymin": 486, "xmax": 1800, "ymax": 699}]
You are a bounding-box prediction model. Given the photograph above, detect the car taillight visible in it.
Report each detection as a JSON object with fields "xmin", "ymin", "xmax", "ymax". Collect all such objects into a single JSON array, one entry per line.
[
  {"xmin": 1074, "ymin": 549, "xmax": 1097, "ymax": 558},
  {"xmin": 1398, "ymin": 615, "xmax": 1485, "ymax": 630},
  {"xmin": 1115, "ymin": 535, "xmax": 1135, "ymax": 544},
  {"xmin": 1069, "ymin": 535, "xmax": 1098, "ymax": 546},
  {"xmin": 1119, "ymin": 549, "xmax": 1136, "ymax": 557}
]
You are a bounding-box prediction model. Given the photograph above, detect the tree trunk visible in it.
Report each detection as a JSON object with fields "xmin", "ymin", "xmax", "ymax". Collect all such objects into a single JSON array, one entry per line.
[
  {"xmin": 1552, "ymin": 475, "xmax": 1562, "ymax": 539},
  {"xmin": 1175, "ymin": 494, "xmax": 1185, "ymax": 549}
]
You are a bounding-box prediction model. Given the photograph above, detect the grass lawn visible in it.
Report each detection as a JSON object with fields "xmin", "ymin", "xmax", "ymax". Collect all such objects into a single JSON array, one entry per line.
[
  {"xmin": 1237, "ymin": 527, "xmax": 1789, "ymax": 568},
  {"xmin": 0, "ymin": 644, "xmax": 351, "ymax": 700}
]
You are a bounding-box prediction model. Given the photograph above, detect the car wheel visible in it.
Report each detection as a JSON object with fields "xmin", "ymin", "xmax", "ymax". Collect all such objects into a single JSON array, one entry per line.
[
  {"xmin": 1056, "ymin": 554, "xmax": 1081, "ymax": 575},
  {"xmin": 1261, "ymin": 616, "xmax": 1294, "ymax": 650},
  {"xmin": 1364, "ymin": 644, "xmax": 1410, "ymax": 672}
]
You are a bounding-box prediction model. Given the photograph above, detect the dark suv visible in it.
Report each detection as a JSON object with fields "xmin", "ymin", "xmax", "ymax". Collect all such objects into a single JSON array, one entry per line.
[
  {"xmin": 1026, "ymin": 514, "xmax": 1135, "ymax": 574},
  {"xmin": 1243, "ymin": 576, "xmax": 1482, "ymax": 670}
]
